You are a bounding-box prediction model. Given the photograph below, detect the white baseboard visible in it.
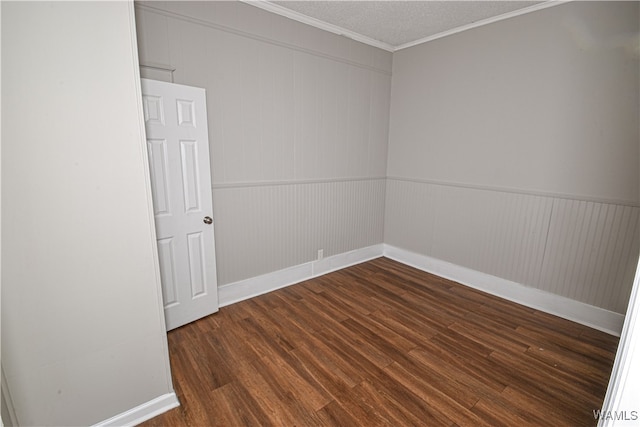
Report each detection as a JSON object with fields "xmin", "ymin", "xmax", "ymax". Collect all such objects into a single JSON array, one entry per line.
[
  {"xmin": 384, "ymin": 244, "xmax": 624, "ymax": 336},
  {"xmin": 311, "ymin": 244, "xmax": 385, "ymax": 277},
  {"xmin": 218, "ymin": 244, "xmax": 384, "ymax": 307},
  {"xmin": 216, "ymin": 242, "xmax": 623, "ymax": 335},
  {"xmin": 93, "ymin": 392, "xmax": 179, "ymax": 427}
]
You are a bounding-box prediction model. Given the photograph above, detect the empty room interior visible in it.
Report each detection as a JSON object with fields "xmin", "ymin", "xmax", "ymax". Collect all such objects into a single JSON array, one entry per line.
[{"xmin": 2, "ymin": 0, "xmax": 640, "ymax": 426}]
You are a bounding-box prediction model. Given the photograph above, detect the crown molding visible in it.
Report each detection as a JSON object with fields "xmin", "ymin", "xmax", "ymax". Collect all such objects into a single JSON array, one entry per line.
[
  {"xmin": 395, "ymin": 0, "xmax": 573, "ymax": 51},
  {"xmin": 240, "ymin": 0, "xmax": 395, "ymax": 52},
  {"xmin": 242, "ymin": 0, "xmax": 572, "ymax": 53}
]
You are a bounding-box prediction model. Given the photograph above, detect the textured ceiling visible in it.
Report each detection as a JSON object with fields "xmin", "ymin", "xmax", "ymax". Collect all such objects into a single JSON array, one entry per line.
[{"xmin": 269, "ymin": 1, "xmax": 545, "ymax": 49}]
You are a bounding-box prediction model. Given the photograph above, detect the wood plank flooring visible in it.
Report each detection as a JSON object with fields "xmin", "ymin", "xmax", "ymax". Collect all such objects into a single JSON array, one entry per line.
[{"xmin": 141, "ymin": 257, "xmax": 619, "ymax": 426}]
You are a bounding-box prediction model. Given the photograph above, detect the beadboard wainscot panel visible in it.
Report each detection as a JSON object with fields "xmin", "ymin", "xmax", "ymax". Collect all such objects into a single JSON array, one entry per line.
[
  {"xmin": 213, "ymin": 178, "xmax": 386, "ymax": 286},
  {"xmin": 385, "ymin": 178, "xmax": 640, "ymax": 324},
  {"xmin": 539, "ymin": 199, "xmax": 640, "ymax": 314},
  {"xmin": 385, "ymin": 178, "xmax": 553, "ymax": 288}
]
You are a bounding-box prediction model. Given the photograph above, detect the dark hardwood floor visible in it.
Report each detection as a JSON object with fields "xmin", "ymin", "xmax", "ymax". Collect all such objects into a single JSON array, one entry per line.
[{"xmin": 141, "ymin": 257, "xmax": 619, "ymax": 426}]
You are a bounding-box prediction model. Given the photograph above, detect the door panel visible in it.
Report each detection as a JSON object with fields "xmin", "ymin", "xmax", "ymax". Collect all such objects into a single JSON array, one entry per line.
[
  {"xmin": 147, "ymin": 138, "xmax": 171, "ymax": 215},
  {"xmin": 180, "ymin": 139, "xmax": 201, "ymax": 212},
  {"xmin": 141, "ymin": 78, "xmax": 219, "ymax": 331}
]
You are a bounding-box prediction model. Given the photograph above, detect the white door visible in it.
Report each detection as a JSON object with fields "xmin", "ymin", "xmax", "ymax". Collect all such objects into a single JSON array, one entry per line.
[{"xmin": 141, "ymin": 78, "xmax": 219, "ymax": 331}]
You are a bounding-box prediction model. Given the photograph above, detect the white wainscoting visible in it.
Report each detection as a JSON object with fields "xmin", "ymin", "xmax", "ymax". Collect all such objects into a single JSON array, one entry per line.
[{"xmin": 385, "ymin": 178, "xmax": 640, "ymax": 316}]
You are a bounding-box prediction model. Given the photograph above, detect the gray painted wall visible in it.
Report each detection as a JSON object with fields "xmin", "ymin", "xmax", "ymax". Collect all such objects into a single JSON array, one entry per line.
[
  {"xmin": 2, "ymin": 2, "xmax": 173, "ymax": 425},
  {"xmin": 135, "ymin": 1, "xmax": 392, "ymax": 286},
  {"xmin": 4, "ymin": 1, "xmax": 637, "ymax": 425},
  {"xmin": 136, "ymin": 1, "xmax": 639, "ymax": 316},
  {"xmin": 386, "ymin": 1, "xmax": 640, "ymax": 314},
  {"xmin": 388, "ymin": 1, "xmax": 639, "ymax": 203}
]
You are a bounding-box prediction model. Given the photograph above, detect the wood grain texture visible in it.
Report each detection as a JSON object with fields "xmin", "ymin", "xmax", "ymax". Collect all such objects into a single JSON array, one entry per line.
[{"xmin": 141, "ymin": 258, "xmax": 619, "ymax": 426}]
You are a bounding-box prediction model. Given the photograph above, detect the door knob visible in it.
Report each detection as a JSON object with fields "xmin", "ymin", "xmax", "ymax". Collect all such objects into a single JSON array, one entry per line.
[{"xmin": 203, "ymin": 216, "xmax": 213, "ymax": 224}]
